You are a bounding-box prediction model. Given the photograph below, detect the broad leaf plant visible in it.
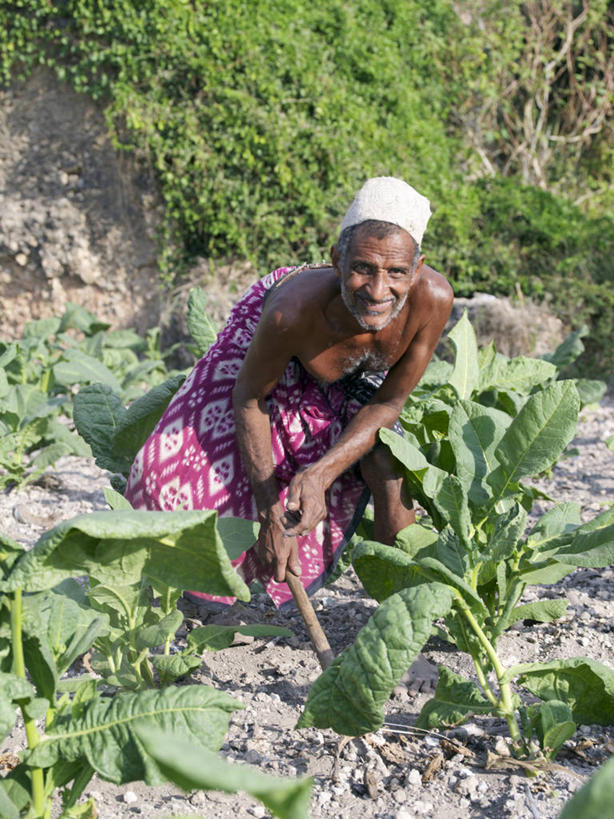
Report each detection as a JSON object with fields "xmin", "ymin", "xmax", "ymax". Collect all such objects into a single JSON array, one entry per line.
[{"xmin": 300, "ymin": 315, "xmax": 614, "ymax": 761}]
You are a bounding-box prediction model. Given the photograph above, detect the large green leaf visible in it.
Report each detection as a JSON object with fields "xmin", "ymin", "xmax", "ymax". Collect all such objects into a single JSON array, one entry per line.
[
  {"xmin": 506, "ymin": 599, "xmax": 568, "ymax": 627},
  {"xmin": 1, "ymin": 511, "xmax": 250, "ymax": 601},
  {"xmin": 187, "ymin": 288, "xmax": 218, "ymax": 356},
  {"xmin": 394, "ymin": 522, "xmax": 439, "ymax": 557},
  {"xmin": 298, "ymin": 583, "xmax": 454, "ymax": 735},
  {"xmin": 488, "ymin": 381, "xmax": 580, "ymax": 499},
  {"xmin": 0, "ymin": 784, "xmax": 19, "ymax": 819},
  {"xmin": 113, "ymin": 373, "xmax": 187, "ymax": 458},
  {"xmin": 217, "ymin": 517, "xmax": 259, "ymax": 559},
  {"xmin": 447, "ymin": 400, "xmax": 509, "ymax": 504},
  {"xmin": 526, "ymin": 503, "xmax": 582, "ymax": 550},
  {"xmin": 559, "ymin": 756, "xmax": 614, "ymax": 819},
  {"xmin": 447, "ymin": 312, "xmax": 479, "ymax": 399},
  {"xmin": 352, "ymin": 540, "xmax": 425, "ymax": 602},
  {"xmin": 59, "ymin": 303, "xmax": 110, "ymax": 335},
  {"xmin": 480, "ymin": 355, "xmax": 556, "ymax": 395},
  {"xmin": 540, "ymin": 325, "xmax": 587, "ymax": 370},
  {"xmin": 134, "ymin": 725, "xmax": 312, "ymax": 819},
  {"xmin": 54, "ymin": 349, "xmax": 121, "ymax": 391},
  {"xmin": 433, "ymin": 476, "xmax": 471, "ymax": 548},
  {"xmin": 379, "ymin": 428, "xmax": 447, "ymax": 525},
  {"xmin": 510, "ymin": 658, "xmax": 614, "ymax": 726},
  {"xmin": 416, "ymin": 666, "xmax": 493, "ymax": 728},
  {"xmin": 28, "ymin": 685, "xmax": 240, "ymax": 785},
  {"xmin": 552, "ymin": 508, "xmax": 614, "ymax": 568},
  {"xmin": 73, "ymin": 383, "xmax": 131, "ymax": 473},
  {"xmin": 436, "ymin": 527, "xmax": 471, "ymax": 578},
  {"xmin": 187, "ymin": 624, "xmax": 293, "ymax": 652},
  {"xmin": 574, "ymin": 378, "xmax": 607, "ymax": 407}
]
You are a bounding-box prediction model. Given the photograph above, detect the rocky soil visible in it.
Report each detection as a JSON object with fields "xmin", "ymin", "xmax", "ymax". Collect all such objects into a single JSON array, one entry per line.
[{"xmin": 1, "ymin": 394, "xmax": 613, "ymax": 819}]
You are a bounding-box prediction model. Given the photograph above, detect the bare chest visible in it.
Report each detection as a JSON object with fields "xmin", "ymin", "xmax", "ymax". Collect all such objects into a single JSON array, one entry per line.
[{"xmin": 296, "ymin": 323, "xmax": 410, "ymax": 383}]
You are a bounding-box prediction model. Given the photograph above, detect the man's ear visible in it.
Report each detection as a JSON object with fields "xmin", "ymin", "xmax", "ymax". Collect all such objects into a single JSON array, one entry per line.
[
  {"xmin": 331, "ymin": 244, "xmax": 341, "ymax": 275},
  {"xmin": 415, "ymin": 254, "xmax": 426, "ymax": 275}
]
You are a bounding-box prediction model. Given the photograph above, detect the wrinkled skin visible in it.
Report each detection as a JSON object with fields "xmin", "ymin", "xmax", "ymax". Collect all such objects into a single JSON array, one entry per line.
[{"xmin": 232, "ymin": 223, "xmax": 453, "ymax": 582}]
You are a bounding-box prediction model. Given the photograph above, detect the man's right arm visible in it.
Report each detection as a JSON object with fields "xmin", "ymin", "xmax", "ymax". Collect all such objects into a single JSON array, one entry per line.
[{"xmin": 232, "ymin": 300, "xmax": 303, "ymax": 581}]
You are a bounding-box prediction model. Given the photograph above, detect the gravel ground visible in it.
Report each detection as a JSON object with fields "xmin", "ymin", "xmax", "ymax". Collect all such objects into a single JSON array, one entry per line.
[{"xmin": 1, "ymin": 394, "xmax": 613, "ymax": 819}]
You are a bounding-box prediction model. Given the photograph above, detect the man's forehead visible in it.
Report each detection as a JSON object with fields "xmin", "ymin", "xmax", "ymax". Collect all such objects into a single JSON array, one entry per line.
[{"xmin": 349, "ymin": 223, "xmax": 417, "ymax": 258}]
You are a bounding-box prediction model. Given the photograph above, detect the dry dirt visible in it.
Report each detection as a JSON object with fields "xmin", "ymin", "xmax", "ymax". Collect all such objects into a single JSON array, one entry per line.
[{"xmin": 1, "ymin": 395, "xmax": 613, "ymax": 819}]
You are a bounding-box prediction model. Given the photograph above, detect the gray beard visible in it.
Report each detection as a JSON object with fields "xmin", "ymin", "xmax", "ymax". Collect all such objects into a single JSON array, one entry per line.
[{"xmin": 340, "ymin": 280, "xmax": 408, "ymax": 331}]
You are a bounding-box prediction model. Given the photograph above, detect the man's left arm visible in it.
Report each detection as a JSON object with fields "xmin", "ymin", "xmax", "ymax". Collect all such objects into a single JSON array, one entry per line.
[{"xmin": 284, "ymin": 278, "xmax": 453, "ymax": 535}]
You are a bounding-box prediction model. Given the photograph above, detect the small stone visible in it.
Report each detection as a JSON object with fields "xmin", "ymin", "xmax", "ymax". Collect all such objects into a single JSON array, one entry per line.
[
  {"xmin": 463, "ymin": 723, "xmax": 486, "ymax": 738},
  {"xmin": 414, "ymin": 800, "xmax": 433, "ymax": 815},
  {"xmin": 494, "ymin": 737, "xmax": 511, "ymax": 757},
  {"xmin": 317, "ymin": 791, "xmax": 331, "ymax": 804},
  {"xmin": 123, "ymin": 791, "xmax": 138, "ymax": 804},
  {"xmin": 393, "ymin": 789, "xmax": 409, "ymax": 804},
  {"xmin": 424, "ymin": 735, "xmax": 440, "ymax": 748},
  {"xmin": 245, "ymin": 749, "xmax": 262, "ymax": 764},
  {"xmin": 406, "ymin": 768, "xmax": 422, "ymax": 787},
  {"xmin": 395, "ymin": 811, "xmax": 415, "ymax": 819},
  {"xmin": 15, "ymin": 252, "xmax": 28, "ymax": 266},
  {"xmin": 457, "ymin": 765, "xmax": 475, "ymax": 779},
  {"xmin": 250, "ymin": 806, "xmax": 267, "ymax": 818}
]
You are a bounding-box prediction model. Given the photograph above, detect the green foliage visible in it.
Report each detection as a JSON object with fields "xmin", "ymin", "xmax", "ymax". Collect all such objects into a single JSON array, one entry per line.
[
  {"xmin": 559, "ymin": 756, "xmax": 614, "ymax": 819},
  {"xmin": 0, "ymin": 0, "xmax": 462, "ymax": 271},
  {"xmin": 135, "ymin": 726, "xmax": 313, "ymax": 819},
  {"xmin": 2, "ymin": 1, "xmax": 613, "ymax": 371},
  {"xmin": 429, "ymin": 177, "xmax": 614, "ymax": 373},
  {"xmin": 0, "ymin": 510, "xmax": 306, "ymax": 817},
  {"xmin": 300, "ymin": 314, "xmax": 614, "ymax": 759},
  {"xmin": 0, "ymin": 302, "xmax": 177, "ymax": 489}
]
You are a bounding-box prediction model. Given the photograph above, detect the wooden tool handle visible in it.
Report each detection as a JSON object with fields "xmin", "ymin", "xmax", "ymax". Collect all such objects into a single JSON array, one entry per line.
[{"xmin": 286, "ymin": 571, "xmax": 334, "ymax": 670}]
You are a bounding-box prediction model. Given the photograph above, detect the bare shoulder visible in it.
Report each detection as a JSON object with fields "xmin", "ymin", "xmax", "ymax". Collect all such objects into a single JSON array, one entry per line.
[
  {"xmin": 412, "ymin": 264, "xmax": 453, "ymax": 319},
  {"xmin": 259, "ymin": 266, "xmax": 336, "ymax": 335}
]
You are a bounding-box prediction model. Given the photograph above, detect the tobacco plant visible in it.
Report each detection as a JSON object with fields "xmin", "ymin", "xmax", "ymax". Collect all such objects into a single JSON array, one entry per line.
[
  {"xmin": 300, "ymin": 317, "xmax": 614, "ymax": 760},
  {"xmin": 0, "ymin": 510, "xmax": 309, "ymax": 818},
  {"xmin": 73, "ymin": 287, "xmax": 218, "ymax": 491},
  {"xmin": 0, "ymin": 303, "xmax": 178, "ymax": 489}
]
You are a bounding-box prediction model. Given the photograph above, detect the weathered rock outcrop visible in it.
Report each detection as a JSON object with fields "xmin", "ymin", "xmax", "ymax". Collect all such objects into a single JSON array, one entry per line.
[{"xmin": 0, "ymin": 68, "xmax": 162, "ymax": 337}]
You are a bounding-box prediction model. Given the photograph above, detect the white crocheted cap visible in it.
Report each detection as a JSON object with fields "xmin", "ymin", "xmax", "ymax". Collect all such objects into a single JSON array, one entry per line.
[{"xmin": 340, "ymin": 176, "xmax": 431, "ymax": 246}]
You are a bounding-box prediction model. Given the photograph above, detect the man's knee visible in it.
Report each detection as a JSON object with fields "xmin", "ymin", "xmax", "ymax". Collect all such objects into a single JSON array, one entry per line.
[{"xmin": 360, "ymin": 442, "xmax": 401, "ymax": 486}]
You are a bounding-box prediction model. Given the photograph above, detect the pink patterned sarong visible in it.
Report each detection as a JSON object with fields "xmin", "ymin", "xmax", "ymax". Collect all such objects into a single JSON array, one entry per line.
[{"xmin": 125, "ymin": 267, "xmax": 372, "ymax": 608}]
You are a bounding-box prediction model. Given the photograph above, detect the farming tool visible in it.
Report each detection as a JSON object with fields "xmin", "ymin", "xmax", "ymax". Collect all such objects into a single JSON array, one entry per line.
[{"xmin": 286, "ymin": 571, "xmax": 334, "ymax": 670}]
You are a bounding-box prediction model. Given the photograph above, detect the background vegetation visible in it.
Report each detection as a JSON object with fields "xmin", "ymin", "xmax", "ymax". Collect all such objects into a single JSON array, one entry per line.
[{"xmin": 1, "ymin": 0, "xmax": 613, "ymax": 371}]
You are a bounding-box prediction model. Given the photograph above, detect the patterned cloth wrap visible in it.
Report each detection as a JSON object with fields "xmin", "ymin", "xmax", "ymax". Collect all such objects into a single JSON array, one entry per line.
[{"xmin": 125, "ymin": 266, "xmax": 397, "ymax": 608}]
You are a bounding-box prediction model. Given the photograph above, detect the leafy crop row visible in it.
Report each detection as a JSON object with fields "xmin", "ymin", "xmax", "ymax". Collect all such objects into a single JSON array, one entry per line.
[
  {"xmin": 299, "ymin": 315, "xmax": 614, "ymax": 768},
  {"xmin": 0, "ymin": 302, "xmax": 180, "ymax": 490},
  {"xmin": 0, "ymin": 510, "xmax": 311, "ymax": 818}
]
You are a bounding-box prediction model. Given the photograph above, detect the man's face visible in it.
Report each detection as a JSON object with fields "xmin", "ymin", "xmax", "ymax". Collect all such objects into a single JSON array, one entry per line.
[{"xmin": 335, "ymin": 225, "xmax": 422, "ymax": 332}]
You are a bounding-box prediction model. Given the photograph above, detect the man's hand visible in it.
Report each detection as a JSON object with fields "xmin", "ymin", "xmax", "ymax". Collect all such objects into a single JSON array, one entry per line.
[
  {"xmin": 282, "ymin": 467, "xmax": 328, "ymax": 537},
  {"xmin": 256, "ymin": 504, "xmax": 302, "ymax": 583}
]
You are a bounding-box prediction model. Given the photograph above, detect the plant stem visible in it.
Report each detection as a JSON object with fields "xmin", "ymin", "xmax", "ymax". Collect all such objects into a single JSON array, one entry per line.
[
  {"xmin": 493, "ymin": 578, "xmax": 525, "ymax": 638},
  {"xmin": 10, "ymin": 589, "xmax": 47, "ymax": 817},
  {"xmin": 471, "ymin": 653, "xmax": 499, "ymax": 708},
  {"xmin": 456, "ymin": 596, "xmax": 523, "ymax": 744}
]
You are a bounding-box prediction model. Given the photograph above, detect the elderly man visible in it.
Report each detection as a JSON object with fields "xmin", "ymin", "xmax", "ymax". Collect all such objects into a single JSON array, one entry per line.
[{"xmin": 125, "ymin": 177, "xmax": 453, "ymax": 607}]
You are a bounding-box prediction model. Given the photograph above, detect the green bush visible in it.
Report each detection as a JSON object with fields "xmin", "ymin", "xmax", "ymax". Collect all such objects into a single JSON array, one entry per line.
[
  {"xmin": 0, "ymin": 0, "xmax": 463, "ymax": 269},
  {"xmin": 430, "ymin": 178, "xmax": 614, "ymax": 373},
  {"xmin": 2, "ymin": 1, "xmax": 613, "ymax": 372}
]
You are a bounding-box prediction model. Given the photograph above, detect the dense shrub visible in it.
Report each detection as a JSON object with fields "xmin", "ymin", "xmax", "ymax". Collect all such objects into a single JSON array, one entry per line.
[
  {"xmin": 430, "ymin": 178, "xmax": 614, "ymax": 371},
  {"xmin": 0, "ymin": 0, "xmax": 463, "ymax": 269},
  {"xmin": 1, "ymin": 1, "xmax": 613, "ymax": 372}
]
